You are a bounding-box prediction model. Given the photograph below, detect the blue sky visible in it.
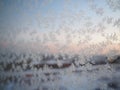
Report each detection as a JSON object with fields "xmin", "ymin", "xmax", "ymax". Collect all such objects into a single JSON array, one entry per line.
[
  {"xmin": 0, "ymin": 0, "xmax": 108, "ymax": 31},
  {"xmin": 0, "ymin": 0, "xmax": 120, "ymax": 54},
  {"xmin": 0, "ymin": 0, "xmax": 119, "ymax": 31}
]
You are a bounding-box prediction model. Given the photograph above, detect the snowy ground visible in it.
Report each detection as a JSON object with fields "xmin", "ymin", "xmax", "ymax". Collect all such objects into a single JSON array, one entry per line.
[{"xmin": 0, "ymin": 53, "xmax": 120, "ymax": 90}]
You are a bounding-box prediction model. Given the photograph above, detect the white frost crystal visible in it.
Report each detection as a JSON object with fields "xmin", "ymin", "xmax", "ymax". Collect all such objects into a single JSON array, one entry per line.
[
  {"xmin": 107, "ymin": 55, "xmax": 118, "ymax": 63},
  {"xmin": 57, "ymin": 59, "xmax": 63, "ymax": 68}
]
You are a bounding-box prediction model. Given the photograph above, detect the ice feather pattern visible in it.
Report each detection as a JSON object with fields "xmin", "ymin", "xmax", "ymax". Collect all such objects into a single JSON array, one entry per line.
[{"xmin": 0, "ymin": 0, "xmax": 120, "ymax": 90}]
